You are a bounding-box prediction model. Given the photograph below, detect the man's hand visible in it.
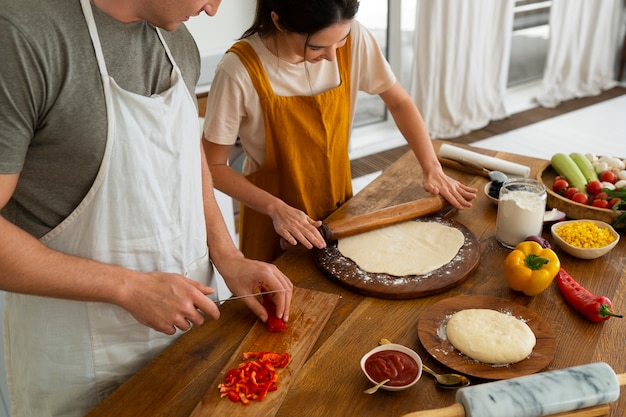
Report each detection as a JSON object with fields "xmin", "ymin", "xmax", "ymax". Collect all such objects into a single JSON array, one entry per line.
[
  {"xmin": 216, "ymin": 254, "xmax": 293, "ymax": 323},
  {"xmin": 116, "ymin": 271, "xmax": 220, "ymax": 335}
]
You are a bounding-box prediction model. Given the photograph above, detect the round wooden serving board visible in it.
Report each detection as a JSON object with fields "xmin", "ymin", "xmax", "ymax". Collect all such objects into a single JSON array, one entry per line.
[
  {"xmin": 538, "ymin": 164, "xmax": 623, "ymax": 226},
  {"xmin": 417, "ymin": 295, "xmax": 556, "ymax": 380},
  {"xmin": 314, "ymin": 215, "xmax": 480, "ymax": 300}
]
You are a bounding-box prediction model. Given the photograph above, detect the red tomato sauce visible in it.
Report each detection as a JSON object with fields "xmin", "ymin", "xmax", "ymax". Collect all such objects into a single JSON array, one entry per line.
[{"xmin": 364, "ymin": 350, "xmax": 419, "ymax": 387}]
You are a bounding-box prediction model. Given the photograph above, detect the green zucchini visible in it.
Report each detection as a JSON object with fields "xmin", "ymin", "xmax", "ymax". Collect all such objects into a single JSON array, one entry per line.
[
  {"xmin": 551, "ymin": 153, "xmax": 587, "ymax": 192},
  {"xmin": 569, "ymin": 152, "xmax": 598, "ymax": 182}
]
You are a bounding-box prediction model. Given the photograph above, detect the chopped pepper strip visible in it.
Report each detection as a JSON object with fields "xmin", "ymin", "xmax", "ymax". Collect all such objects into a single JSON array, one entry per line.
[
  {"xmin": 218, "ymin": 351, "xmax": 290, "ymax": 405},
  {"xmin": 503, "ymin": 241, "xmax": 561, "ymax": 296}
]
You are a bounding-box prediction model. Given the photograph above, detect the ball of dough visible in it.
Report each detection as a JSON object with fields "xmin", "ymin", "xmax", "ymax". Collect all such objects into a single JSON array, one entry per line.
[{"xmin": 446, "ymin": 309, "xmax": 536, "ymax": 364}]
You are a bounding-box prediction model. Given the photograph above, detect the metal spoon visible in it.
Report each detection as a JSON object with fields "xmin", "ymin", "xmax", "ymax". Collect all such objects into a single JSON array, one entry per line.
[
  {"xmin": 363, "ymin": 378, "xmax": 390, "ymax": 394},
  {"xmin": 421, "ymin": 364, "xmax": 470, "ymax": 389},
  {"xmin": 487, "ymin": 170, "xmax": 508, "ymax": 183}
]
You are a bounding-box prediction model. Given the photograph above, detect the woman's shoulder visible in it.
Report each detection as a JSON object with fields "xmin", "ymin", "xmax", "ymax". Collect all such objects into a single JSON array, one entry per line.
[
  {"xmin": 217, "ymin": 37, "xmax": 262, "ymax": 74},
  {"xmin": 349, "ymin": 19, "xmax": 371, "ymax": 43}
]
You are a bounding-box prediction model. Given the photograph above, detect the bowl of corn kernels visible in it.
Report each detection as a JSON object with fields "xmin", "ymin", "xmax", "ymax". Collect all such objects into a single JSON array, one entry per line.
[{"xmin": 551, "ymin": 219, "xmax": 620, "ymax": 259}]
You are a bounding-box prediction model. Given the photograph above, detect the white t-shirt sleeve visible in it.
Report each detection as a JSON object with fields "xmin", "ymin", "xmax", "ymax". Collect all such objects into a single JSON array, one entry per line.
[
  {"xmin": 202, "ymin": 53, "xmax": 252, "ymax": 147},
  {"xmin": 350, "ymin": 20, "xmax": 396, "ymax": 95}
]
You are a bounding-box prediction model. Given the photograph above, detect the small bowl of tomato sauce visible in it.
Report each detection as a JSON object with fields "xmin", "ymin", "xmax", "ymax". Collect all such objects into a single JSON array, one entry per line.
[{"xmin": 360, "ymin": 343, "xmax": 422, "ymax": 391}]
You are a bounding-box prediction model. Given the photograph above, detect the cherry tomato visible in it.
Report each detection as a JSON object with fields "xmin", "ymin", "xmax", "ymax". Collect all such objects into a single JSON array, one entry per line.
[
  {"xmin": 595, "ymin": 192, "xmax": 609, "ymax": 201},
  {"xmin": 600, "ymin": 170, "xmax": 617, "ymax": 184},
  {"xmin": 553, "ymin": 179, "xmax": 569, "ymax": 195},
  {"xmin": 592, "ymin": 199, "xmax": 609, "ymax": 209},
  {"xmin": 571, "ymin": 192, "xmax": 589, "ymax": 205},
  {"xmin": 608, "ymin": 197, "xmax": 622, "ymax": 209},
  {"xmin": 585, "ymin": 180, "xmax": 602, "ymax": 195},
  {"xmin": 564, "ymin": 187, "xmax": 579, "ymax": 199}
]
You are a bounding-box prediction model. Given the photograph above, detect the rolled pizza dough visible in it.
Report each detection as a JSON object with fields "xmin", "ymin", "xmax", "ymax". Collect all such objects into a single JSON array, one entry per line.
[
  {"xmin": 446, "ymin": 309, "xmax": 536, "ymax": 364},
  {"xmin": 336, "ymin": 221, "xmax": 465, "ymax": 276}
]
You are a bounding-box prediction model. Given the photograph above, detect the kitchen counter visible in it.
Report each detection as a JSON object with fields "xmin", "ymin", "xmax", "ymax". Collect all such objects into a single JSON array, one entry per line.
[{"xmin": 87, "ymin": 140, "xmax": 625, "ymax": 416}]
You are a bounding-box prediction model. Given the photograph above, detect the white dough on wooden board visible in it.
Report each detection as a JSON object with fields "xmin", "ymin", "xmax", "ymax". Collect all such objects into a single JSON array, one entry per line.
[
  {"xmin": 336, "ymin": 221, "xmax": 465, "ymax": 276},
  {"xmin": 446, "ymin": 309, "xmax": 536, "ymax": 365}
]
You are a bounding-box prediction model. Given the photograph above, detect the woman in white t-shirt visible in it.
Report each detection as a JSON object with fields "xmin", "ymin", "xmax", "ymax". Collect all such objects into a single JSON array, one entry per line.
[{"xmin": 202, "ymin": 0, "xmax": 476, "ymax": 262}]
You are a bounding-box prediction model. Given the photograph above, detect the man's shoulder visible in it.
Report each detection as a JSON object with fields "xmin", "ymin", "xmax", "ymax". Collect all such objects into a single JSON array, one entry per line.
[{"xmin": 1, "ymin": 0, "xmax": 83, "ymax": 37}]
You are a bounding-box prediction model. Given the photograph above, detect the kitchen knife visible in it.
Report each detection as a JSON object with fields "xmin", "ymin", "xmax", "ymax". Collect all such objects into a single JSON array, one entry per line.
[{"xmin": 213, "ymin": 289, "xmax": 285, "ymax": 304}]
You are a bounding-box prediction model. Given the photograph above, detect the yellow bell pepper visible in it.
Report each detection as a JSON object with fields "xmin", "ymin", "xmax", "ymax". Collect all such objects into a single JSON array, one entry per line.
[{"xmin": 503, "ymin": 241, "xmax": 560, "ymax": 296}]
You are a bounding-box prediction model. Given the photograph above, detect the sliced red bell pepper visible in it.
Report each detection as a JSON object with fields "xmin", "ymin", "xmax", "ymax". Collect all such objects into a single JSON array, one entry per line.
[{"xmin": 218, "ymin": 351, "xmax": 290, "ymax": 405}]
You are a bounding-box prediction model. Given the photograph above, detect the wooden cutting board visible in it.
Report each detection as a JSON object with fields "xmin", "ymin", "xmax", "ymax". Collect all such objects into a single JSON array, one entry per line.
[
  {"xmin": 189, "ymin": 287, "xmax": 339, "ymax": 417},
  {"xmin": 314, "ymin": 215, "xmax": 480, "ymax": 299}
]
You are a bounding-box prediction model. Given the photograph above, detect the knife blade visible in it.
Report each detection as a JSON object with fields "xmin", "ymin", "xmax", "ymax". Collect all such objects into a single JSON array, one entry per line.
[{"xmin": 213, "ymin": 289, "xmax": 285, "ymax": 304}]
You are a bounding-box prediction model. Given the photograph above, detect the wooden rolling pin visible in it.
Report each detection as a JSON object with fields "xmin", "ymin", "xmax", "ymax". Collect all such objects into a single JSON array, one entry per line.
[
  {"xmin": 402, "ymin": 362, "xmax": 625, "ymax": 417},
  {"xmin": 319, "ymin": 195, "xmax": 448, "ymax": 242}
]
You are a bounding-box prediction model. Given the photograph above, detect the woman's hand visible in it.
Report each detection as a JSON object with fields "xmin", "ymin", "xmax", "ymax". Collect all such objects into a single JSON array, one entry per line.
[
  {"xmin": 422, "ymin": 168, "xmax": 477, "ymax": 209},
  {"xmin": 269, "ymin": 201, "xmax": 326, "ymax": 250}
]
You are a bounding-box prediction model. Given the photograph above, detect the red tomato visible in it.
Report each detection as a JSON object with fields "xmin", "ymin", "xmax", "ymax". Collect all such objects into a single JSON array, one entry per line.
[
  {"xmin": 571, "ymin": 192, "xmax": 589, "ymax": 205},
  {"xmin": 600, "ymin": 170, "xmax": 617, "ymax": 184},
  {"xmin": 564, "ymin": 187, "xmax": 579, "ymax": 199},
  {"xmin": 592, "ymin": 199, "xmax": 609, "ymax": 209},
  {"xmin": 553, "ymin": 179, "xmax": 569, "ymax": 195},
  {"xmin": 595, "ymin": 192, "xmax": 609, "ymax": 200},
  {"xmin": 608, "ymin": 197, "xmax": 622, "ymax": 209},
  {"xmin": 585, "ymin": 180, "xmax": 603, "ymax": 195}
]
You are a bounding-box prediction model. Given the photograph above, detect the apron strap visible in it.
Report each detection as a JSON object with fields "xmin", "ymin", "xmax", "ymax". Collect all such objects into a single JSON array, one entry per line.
[
  {"xmin": 79, "ymin": 0, "xmax": 109, "ymax": 78},
  {"xmin": 228, "ymin": 41, "xmax": 275, "ymax": 99}
]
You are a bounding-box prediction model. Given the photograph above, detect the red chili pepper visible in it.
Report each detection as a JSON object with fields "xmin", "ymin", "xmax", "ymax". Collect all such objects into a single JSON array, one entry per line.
[
  {"xmin": 556, "ymin": 267, "xmax": 623, "ymax": 323},
  {"xmin": 260, "ymin": 286, "xmax": 287, "ymax": 332}
]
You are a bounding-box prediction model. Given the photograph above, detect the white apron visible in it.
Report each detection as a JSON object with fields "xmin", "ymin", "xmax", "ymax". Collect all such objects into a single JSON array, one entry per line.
[{"xmin": 4, "ymin": 1, "xmax": 215, "ymax": 416}]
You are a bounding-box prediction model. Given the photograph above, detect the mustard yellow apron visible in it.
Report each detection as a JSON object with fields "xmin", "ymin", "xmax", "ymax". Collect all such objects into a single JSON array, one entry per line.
[{"xmin": 229, "ymin": 37, "xmax": 353, "ymax": 262}]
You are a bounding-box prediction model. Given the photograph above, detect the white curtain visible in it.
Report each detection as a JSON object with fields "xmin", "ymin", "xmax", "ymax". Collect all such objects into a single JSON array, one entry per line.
[
  {"xmin": 537, "ymin": 0, "xmax": 624, "ymax": 108},
  {"xmin": 410, "ymin": 0, "xmax": 514, "ymax": 139}
]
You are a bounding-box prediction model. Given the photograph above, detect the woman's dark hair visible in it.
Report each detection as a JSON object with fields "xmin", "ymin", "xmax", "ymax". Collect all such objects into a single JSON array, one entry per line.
[{"xmin": 241, "ymin": 0, "xmax": 360, "ymax": 39}]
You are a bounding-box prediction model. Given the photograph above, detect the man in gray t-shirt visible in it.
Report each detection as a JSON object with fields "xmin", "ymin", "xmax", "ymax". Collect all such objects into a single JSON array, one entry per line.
[{"xmin": 0, "ymin": 1, "xmax": 293, "ymax": 416}]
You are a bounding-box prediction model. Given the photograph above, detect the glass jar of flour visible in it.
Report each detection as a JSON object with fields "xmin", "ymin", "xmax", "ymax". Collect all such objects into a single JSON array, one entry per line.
[{"xmin": 495, "ymin": 178, "xmax": 546, "ymax": 249}]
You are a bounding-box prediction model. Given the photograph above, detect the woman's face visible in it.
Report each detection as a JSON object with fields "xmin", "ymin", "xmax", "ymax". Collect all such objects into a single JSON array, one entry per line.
[{"xmin": 283, "ymin": 21, "xmax": 352, "ymax": 63}]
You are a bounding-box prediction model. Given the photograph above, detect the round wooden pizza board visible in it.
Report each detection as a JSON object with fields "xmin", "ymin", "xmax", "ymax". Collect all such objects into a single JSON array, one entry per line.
[
  {"xmin": 314, "ymin": 215, "xmax": 480, "ymax": 299},
  {"xmin": 417, "ymin": 295, "xmax": 556, "ymax": 379}
]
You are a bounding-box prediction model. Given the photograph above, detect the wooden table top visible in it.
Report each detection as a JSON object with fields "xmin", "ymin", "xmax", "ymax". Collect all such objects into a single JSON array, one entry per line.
[{"xmin": 87, "ymin": 140, "xmax": 625, "ymax": 417}]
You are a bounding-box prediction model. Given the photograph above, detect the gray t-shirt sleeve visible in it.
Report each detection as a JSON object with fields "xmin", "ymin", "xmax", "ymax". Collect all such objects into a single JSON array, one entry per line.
[{"xmin": 0, "ymin": 17, "xmax": 42, "ymax": 174}]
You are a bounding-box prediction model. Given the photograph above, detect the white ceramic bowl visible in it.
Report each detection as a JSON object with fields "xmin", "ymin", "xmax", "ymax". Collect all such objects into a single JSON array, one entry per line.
[
  {"xmin": 550, "ymin": 219, "xmax": 620, "ymax": 260},
  {"xmin": 484, "ymin": 181, "xmax": 500, "ymax": 205},
  {"xmin": 360, "ymin": 343, "xmax": 422, "ymax": 391}
]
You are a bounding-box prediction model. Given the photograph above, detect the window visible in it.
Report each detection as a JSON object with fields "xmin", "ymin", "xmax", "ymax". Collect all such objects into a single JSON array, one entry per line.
[
  {"xmin": 353, "ymin": 1, "xmax": 389, "ymax": 127},
  {"xmin": 353, "ymin": 0, "xmax": 416, "ymax": 127},
  {"xmin": 507, "ymin": 0, "xmax": 551, "ymax": 86}
]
